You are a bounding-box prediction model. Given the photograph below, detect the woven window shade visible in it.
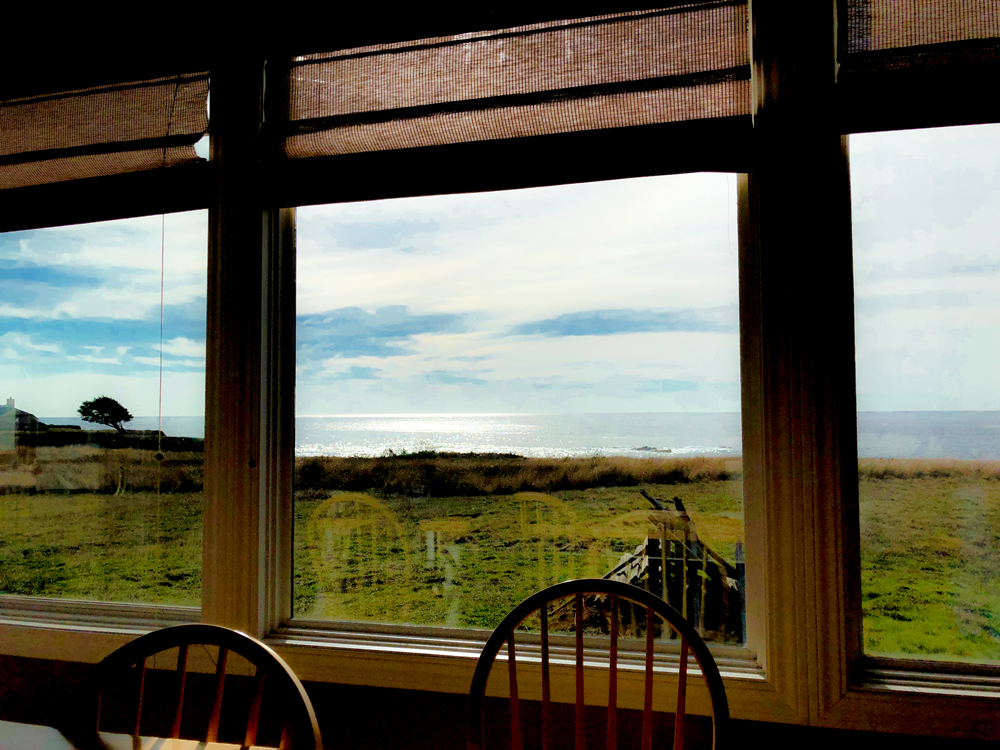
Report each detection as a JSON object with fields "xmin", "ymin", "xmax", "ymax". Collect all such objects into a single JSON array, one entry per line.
[
  {"xmin": 282, "ymin": 2, "xmax": 749, "ymax": 158},
  {"xmin": 839, "ymin": 1, "xmax": 1000, "ymax": 132},
  {"xmin": 0, "ymin": 73, "xmax": 209, "ymax": 191},
  {"xmin": 845, "ymin": 0, "xmax": 1000, "ymax": 53}
]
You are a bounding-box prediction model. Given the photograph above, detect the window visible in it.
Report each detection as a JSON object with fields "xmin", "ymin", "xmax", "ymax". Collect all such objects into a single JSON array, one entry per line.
[
  {"xmin": 4, "ymin": 3, "xmax": 1000, "ymax": 741},
  {"xmin": 291, "ymin": 174, "xmax": 745, "ymax": 640},
  {"xmin": 851, "ymin": 123, "xmax": 1000, "ymax": 663},
  {"xmin": 0, "ymin": 212, "xmax": 207, "ymax": 609}
]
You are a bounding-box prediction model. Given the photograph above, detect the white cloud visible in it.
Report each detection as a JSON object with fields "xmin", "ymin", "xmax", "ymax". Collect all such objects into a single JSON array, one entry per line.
[
  {"xmin": 0, "ymin": 332, "xmax": 61, "ymax": 354},
  {"xmin": 68, "ymin": 354, "xmax": 122, "ymax": 365},
  {"xmin": 0, "ymin": 304, "xmax": 44, "ymax": 319},
  {"xmin": 296, "ymin": 173, "xmax": 739, "ymax": 324},
  {"xmin": 134, "ymin": 356, "xmax": 205, "ymax": 369},
  {"xmin": 158, "ymin": 337, "xmax": 206, "ymax": 359},
  {"xmin": 5, "ymin": 210, "xmax": 208, "ymax": 322}
]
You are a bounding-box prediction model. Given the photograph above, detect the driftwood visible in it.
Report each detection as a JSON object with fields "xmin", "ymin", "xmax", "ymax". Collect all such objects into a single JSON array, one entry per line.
[{"xmin": 595, "ymin": 493, "xmax": 745, "ymax": 642}]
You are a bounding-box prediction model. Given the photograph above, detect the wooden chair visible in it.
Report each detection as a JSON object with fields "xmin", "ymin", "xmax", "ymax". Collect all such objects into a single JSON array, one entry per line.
[
  {"xmin": 60, "ymin": 623, "xmax": 322, "ymax": 750},
  {"xmin": 467, "ymin": 579, "xmax": 729, "ymax": 750}
]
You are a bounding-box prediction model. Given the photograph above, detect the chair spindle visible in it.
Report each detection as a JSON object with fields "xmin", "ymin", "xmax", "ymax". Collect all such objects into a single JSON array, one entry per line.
[
  {"xmin": 508, "ymin": 635, "xmax": 522, "ymax": 750},
  {"xmin": 641, "ymin": 606, "xmax": 654, "ymax": 750},
  {"xmin": 172, "ymin": 643, "xmax": 189, "ymax": 738},
  {"xmin": 206, "ymin": 646, "xmax": 229, "ymax": 743},
  {"xmin": 575, "ymin": 592, "xmax": 585, "ymax": 750},
  {"xmin": 245, "ymin": 670, "xmax": 266, "ymax": 748},
  {"xmin": 541, "ymin": 605, "xmax": 551, "ymax": 750},
  {"xmin": 607, "ymin": 594, "xmax": 618, "ymax": 750},
  {"xmin": 673, "ymin": 639, "xmax": 689, "ymax": 750},
  {"xmin": 133, "ymin": 659, "xmax": 147, "ymax": 738},
  {"xmin": 280, "ymin": 714, "xmax": 291, "ymax": 750}
]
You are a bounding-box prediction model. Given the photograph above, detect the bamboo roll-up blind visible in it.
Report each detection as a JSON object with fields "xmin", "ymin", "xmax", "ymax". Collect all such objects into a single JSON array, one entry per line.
[
  {"xmin": 839, "ymin": 1, "xmax": 1000, "ymax": 132},
  {"xmin": 845, "ymin": 0, "xmax": 1000, "ymax": 53},
  {"xmin": 0, "ymin": 72, "xmax": 209, "ymax": 191},
  {"xmin": 281, "ymin": 2, "xmax": 750, "ymax": 158}
]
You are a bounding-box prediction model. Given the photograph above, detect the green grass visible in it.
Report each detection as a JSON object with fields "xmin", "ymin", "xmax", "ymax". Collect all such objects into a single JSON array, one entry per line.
[
  {"xmin": 0, "ymin": 445, "xmax": 202, "ymax": 605},
  {"xmin": 0, "ymin": 491, "xmax": 201, "ymax": 605},
  {"xmin": 3, "ymin": 447, "xmax": 999, "ymax": 661},
  {"xmin": 858, "ymin": 464, "xmax": 1000, "ymax": 661},
  {"xmin": 292, "ymin": 480, "xmax": 745, "ymax": 631}
]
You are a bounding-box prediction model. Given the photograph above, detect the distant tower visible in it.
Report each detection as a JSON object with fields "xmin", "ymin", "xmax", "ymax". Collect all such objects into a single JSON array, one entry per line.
[{"xmin": 6, "ymin": 397, "xmax": 13, "ymax": 409}]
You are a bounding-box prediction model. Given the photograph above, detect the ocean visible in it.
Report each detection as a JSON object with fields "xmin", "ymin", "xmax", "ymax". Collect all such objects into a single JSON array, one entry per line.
[{"xmin": 40, "ymin": 411, "xmax": 1000, "ymax": 460}]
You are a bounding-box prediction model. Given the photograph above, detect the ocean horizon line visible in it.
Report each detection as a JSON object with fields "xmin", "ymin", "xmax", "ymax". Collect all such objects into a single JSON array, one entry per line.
[{"xmin": 33, "ymin": 408, "xmax": 1000, "ymax": 420}]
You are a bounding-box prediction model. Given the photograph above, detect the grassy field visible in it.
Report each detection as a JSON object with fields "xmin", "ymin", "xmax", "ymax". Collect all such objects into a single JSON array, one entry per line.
[
  {"xmin": 292, "ymin": 476, "xmax": 744, "ymax": 630},
  {"xmin": 0, "ymin": 445, "xmax": 201, "ymax": 604},
  {"xmin": 858, "ymin": 459, "xmax": 1000, "ymax": 660},
  {"xmin": 0, "ymin": 490, "xmax": 201, "ymax": 604},
  {"xmin": 1, "ymin": 447, "xmax": 998, "ymax": 660}
]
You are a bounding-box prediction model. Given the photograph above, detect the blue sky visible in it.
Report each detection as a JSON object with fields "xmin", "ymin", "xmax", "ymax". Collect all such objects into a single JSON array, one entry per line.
[
  {"xmin": 1, "ymin": 124, "xmax": 997, "ymax": 419},
  {"xmin": 0, "ymin": 213, "xmax": 207, "ymax": 417}
]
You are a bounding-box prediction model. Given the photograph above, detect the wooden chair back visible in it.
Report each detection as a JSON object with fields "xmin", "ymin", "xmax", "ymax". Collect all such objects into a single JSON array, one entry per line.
[
  {"xmin": 467, "ymin": 579, "xmax": 729, "ymax": 750},
  {"xmin": 61, "ymin": 623, "xmax": 322, "ymax": 750}
]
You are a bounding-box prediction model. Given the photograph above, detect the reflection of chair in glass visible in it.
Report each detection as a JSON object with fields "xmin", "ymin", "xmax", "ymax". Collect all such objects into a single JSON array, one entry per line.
[
  {"xmin": 306, "ymin": 492, "xmax": 412, "ymax": 617},
  {"xmin": 467, "ymin": 579, "xmax": 729, "ymax": 750},
  {"xmin": 61, "ymin": 623, "xmax": 322, "ymax": 750}
]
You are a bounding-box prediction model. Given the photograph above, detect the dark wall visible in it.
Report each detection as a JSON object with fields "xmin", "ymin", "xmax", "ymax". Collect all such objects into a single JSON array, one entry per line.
[{"xmin": 0, "ymin": 654, "xmax": 992, "ymax": 750}]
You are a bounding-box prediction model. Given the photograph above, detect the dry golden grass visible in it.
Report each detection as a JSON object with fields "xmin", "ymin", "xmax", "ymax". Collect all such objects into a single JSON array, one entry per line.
[
  {"xmin": 34, "ymin": 445, "xmax": 103, "ymax": 462},
  {"xmin": 0, "ymin": 444, "xmax": 203, "ymax": 494},
  {"xmin": 0, "ymin": 469, "xmax": 36, "ymax": 487},
  {"xmin": 859, "ymin": 458, "xmax": 1000, "ymax": 480},
  {"xmin": 295, "ymin": 453, "xmax": 741, "ymax": 497}
]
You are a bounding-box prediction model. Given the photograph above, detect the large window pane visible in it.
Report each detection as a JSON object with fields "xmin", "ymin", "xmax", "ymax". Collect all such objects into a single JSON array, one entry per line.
[
  {"xmin": 852, "ymin": 124, "xmax": 1000, "ymax": 662},
  {"xmin": 293, "ymin": 175, "xmax": 744, "ymax": 641},
  {"xmin": 0, "ymin": 212, "xmax": 207, "ymax": 606}
]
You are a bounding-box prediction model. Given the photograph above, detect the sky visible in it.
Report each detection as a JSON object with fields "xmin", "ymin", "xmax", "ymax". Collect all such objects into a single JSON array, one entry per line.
[
  {"xmin": 852, "ymin": 124, "xmax": 1000, "ymax": 411},
  {"xmin": 0, "ymin": 212, "xmax": 207, "ymax": 417},
  {"xmin": 1, "ymin": 124, "xmax": 997, "ymax": 419},
  {"xmin": 295, "ymin": 173, "xmax": 741, "ymax": 415}
]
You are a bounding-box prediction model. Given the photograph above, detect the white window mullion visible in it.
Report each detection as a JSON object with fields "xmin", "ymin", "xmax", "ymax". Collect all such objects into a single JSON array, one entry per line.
[
  {"xmin": 203, "ymin": 54, "xmax": 270, "ymax": 636},
  {"xmin": 745, "ymin": 0, "xmax": 859, "ymax": 723},
  {"xmin": 260, "ymin": 206, "xmax": 297, "ymax": 631}
]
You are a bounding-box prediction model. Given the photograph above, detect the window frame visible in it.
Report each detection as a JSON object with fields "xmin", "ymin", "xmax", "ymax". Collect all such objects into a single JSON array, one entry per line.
[{"xmin": 3, "ymin": 4, "xmax": 1000, "ymax": 741}]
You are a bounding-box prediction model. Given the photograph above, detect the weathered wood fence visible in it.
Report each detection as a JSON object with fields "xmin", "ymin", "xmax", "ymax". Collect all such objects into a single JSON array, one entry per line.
[{"xmin": 602, "ymin": 511, "xmax": 745, "ymax": 643}]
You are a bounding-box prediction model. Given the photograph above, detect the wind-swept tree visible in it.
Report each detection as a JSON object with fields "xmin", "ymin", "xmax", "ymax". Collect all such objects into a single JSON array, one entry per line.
[{"xmin": 78, "ymin": 396, "xmax": 133, "ymax": 433}]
